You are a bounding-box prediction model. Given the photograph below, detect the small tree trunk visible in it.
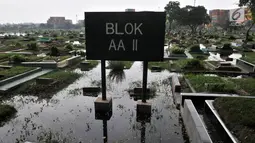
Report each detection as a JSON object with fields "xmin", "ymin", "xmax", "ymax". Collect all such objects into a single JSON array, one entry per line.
[
  {"xmin": 245, "ymin": 22, "xmax": 255, "ymax": 42},
  {"xmin": 169, "ymin": 22, "xmax": 172, "ymax": 32}
]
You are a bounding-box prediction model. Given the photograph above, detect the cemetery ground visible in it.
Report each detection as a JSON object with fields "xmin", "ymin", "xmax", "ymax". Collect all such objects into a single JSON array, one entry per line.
[{"xmin": 0, "ymin": 30, "xmax": 255, "ymax": 142}]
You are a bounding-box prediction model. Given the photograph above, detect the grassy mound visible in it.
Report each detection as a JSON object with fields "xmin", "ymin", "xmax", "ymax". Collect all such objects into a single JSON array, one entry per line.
[{"xmin": 214, "ymin": 97, "xmax": 255, "ymax": 143}]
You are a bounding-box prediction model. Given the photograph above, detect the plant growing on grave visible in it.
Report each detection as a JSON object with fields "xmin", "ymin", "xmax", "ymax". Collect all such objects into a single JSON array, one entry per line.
[
  {"xmin": 181, "ymin": 59, "xmax": 205, "ymax": 70},
  {"xmin": 15, "ymin": 42, "xmax": 22, "ymax": 48},
  {"xmin": 50, "ymin": 46, "xmax": 60, "ymax": 56},
  {"xmin": 27, "ymin": 42, "xmax": 38, "ymax": 51},
  {"xmin": 229, "ymin": 35, "xmax": 236, "ymax": 40},
  {"xmin": 64, "ymin": 44, "xmax": 73, "ymax": 51},
  {"xmin": 189, "ymin": 44, "xmax": 202, "ymax": 53},
  {"xmin": 170, "ymin": 45, "xmax": 185, "ymax": 54},
  {"xmin": 9, "ymin": 55, "xmax": 26, "ymax": 64},
  {"xmin": 214, "ymin": 97, "xmax": 255, "ymax": 143}
]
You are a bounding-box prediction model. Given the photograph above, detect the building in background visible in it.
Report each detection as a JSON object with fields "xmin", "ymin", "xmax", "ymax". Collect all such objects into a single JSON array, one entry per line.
[
  {"xmin": 209, "ymin": 8, "xmax": 252, "ymax": 28},
  {"xmin": 125, "ymin": 9, "xmax": 135, "ymax": 12},
  {"xmin": 47, "ymin": 17, "xmax": 66, "ymax": 26},
  {"xmin": 209, "ymin": 9, "xmax": 229, "ymax": 26},
  {"xmin": 77, "ymin": 20, "xmax": 84, "ymax": 26},
  {"xmin": 47, "ymin": 17, "xmax": 73, "ymax": 28},
  {"xmin": 65, "ymin": 19, "xmax": 73, "ymax": 24}
]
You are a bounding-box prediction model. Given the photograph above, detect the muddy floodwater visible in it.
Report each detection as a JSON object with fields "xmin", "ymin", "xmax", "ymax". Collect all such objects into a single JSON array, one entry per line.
[{"xmin": 0, "ymin": 62, "xmax": 188, "ymax": 143}]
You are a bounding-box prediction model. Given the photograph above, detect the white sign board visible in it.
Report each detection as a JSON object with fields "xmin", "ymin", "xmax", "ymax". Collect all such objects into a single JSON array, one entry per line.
[{"xmin": 229, "ymin": 8, "xmax": 245, "ymax": 22}]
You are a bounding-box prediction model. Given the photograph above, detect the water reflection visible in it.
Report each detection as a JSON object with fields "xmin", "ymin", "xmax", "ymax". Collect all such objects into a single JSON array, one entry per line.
[
  {"xmin": 0, "ymin": 63, "xmax": 187, "ymax": 143},
  {"xmin": 107, "ymin": 69, "xmax": 126, "ymax": 83}
]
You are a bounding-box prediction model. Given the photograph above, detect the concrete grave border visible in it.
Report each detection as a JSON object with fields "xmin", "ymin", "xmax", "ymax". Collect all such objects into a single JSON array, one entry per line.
[{"xmin": 181, "ymin": 99, "xmax": 212, "ymax": 143}]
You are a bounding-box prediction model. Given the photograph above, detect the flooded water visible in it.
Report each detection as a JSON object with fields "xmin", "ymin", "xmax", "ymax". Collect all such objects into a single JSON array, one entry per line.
[{"xmin": 0, "ymin": 62, "xmax": 188, "ymax": 143}]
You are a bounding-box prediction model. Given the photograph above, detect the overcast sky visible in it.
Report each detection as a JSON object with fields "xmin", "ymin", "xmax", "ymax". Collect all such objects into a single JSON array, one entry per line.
[{"xmin": 0, "ymin": 0, "xmax": 239, "ymax": 24}]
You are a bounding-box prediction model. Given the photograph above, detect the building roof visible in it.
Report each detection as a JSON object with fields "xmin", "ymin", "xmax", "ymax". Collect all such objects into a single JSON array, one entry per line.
[{"xmin": 38, "ymin": 37, "xmax": 52, "ymax": 42}]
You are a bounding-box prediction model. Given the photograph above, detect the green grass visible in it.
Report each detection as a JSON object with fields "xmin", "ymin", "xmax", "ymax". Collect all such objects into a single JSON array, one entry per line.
[
  {"xmin": 0, "ymin": 104, "xmax": 17, "ymax": 123},
  {"xmin": 148, "ymin": 61, "xmax": 169, "ymax": 70},
  {"xmin": 41, "ymin": 70, "xmax": 80, "ymax": 82},
  {"xmin": 0, "ymin": 66, "xmax": 35, "ymax": 80},
  {"xmin": 9, "ymin": 55, "xmax": 44, "ymax": 63},
  {"xmin": 16, "ymin": 70, "xmax": 81, "ymax": 96},
  {"xmin": 185, "ymin": 75, "xmax": 237, "ymax": 93},
  {"xmin": 214, "ymin": 97, "xmax": 255, "ymax": 143},
  {"xmin": 0, "ymin": 45, "xmax": 25, "ymax": 52},
  {"xmin": 170, "ymin": 59, "xmax": 206, "ymax": 71},
  {"xmin": 25, "ymin": 55, "xmax": 44, "ymax": 62},
  {"xmin": 190, "ymin": 53, "xmax": 209, "ymax": 60},
  {"xmin": 107, "ymin": 61, "xmax": 133, "ymax": 70},
  {"xmin": 85, "ymin": 60, "xmax": 99, "ymax": 69},
  {"xmin": 241, "ymin": 52, "xmax": 255, "ymax": 64},
  {"xmin": 0, "ymin": 54, "xmax": 11, "ymax": 60},
  {"xmin": 230, "ymin": 78, "xmax": 255, "ymax": 96},
  {"xmin": 0, "ymin": 53, "xmax": 20, "ymax": 61},
  {"xmin": 44, "ymin": 55, "xmax": 71, "ymax": 62}
]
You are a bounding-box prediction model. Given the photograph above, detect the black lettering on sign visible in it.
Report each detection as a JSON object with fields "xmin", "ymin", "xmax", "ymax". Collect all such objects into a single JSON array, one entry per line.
[{"xmin": 85, "ymin": 12, "xmax": 166, "ymax": 61}]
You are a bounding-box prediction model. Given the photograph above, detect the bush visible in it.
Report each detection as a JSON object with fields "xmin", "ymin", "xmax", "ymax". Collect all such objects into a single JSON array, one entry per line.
[
  {"xmin": 170, "ymin": 46, "xmax": 185, "ymax": 54},
  {"xmin": 15, "ymin": 42, "xmax": 22, "ymax": 47},
  {"xmin": 214, "ymin": 98, "xmax": 255, "ymax": 143},
  {"xmin": 27, "ymin": 42, "xmax": 38, "ymax": 51},
  {"xmin": 222, "ymin": 43, "xmax": 232, "ymax": 49},
  {"xmin": 185, "ymin": 75, "xmax": 236, "ymax": 93},
  {"xmin": 50, "ymin": 46, "xmax": 60, "ymax": 56},
  {"xmin": 229, "ymin": 35, "xmax": 236, "ymax": 40},
  {"xmin": 182, "ymin": 59, "xmax": 205, "ymax": 70},
  {"xmin": 65, "ymin": 44, "xmax": 73, "ymax": 51},
  {"xmin": 10, "ymin": 55, "xmax": 26, "ymax": 64},
  {"xmin": 247, "ymin": 36, "xmax": 253, "ymax": 41},
  {"xmin": 189, "ymin": 45, "xmax": 202, "ymax": 53}
]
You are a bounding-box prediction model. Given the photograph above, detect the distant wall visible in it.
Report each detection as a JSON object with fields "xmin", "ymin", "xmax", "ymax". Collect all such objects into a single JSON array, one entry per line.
[{"xmin": 21, "ymin": 62, "xmax": 57, "ymax": 69}]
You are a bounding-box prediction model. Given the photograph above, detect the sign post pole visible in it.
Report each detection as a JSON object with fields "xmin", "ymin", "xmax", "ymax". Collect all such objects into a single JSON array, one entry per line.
[
  {"xmin": 142, "ymin": 61, "xmax": 148, "ymax": 103},
  {"xmin": 101, "ymin": 60, "xmax": 106, "ymax": 100}
]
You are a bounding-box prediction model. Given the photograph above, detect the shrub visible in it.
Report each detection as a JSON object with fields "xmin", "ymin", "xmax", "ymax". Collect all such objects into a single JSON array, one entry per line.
[
  {"xmin": 247, "ymin": 36, "xmax": 253, "ymax": 41},
  {"xmin": 170, "ymin": 46, "xmax": 185, "ymax": 54},
  {"xmin": 10, "ymin": 55, "xmax": 26, "ymax": 64},
  {"xmin": 214, "ymin": 98, "xmax": 255, "ymax": 143},
  {"xmin": 229, "ymin": 35, "xmax": 236, "ymax": 40},
  {"xmin": 50, "ymin": 46, "xmax": 60, "ymax": 56},
  {"xmin": 181, "ymin": 59, "xmax": 205, "ymax": 70},
  {"xmin": 189, "ymin": 45, "xmax": 202, "ymax": 53},
  {"xmin": 15, "ymin": 42, "xmax": 22, "ymax": 47},
  {"xmin": 222, "ymin": 43, "xmax": 232, "ymax": 49},
  {"xmin": 65, "ymin": 44, "xmax": 73, "ymax": 51},
  {"xmin": 27, "ymin": 42, "xmax": 38, "ymax": 51}
]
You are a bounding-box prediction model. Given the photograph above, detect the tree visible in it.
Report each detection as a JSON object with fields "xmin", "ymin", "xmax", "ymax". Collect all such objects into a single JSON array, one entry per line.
[
  {"xmin": 27, "ymin": 42, "xmax": 38, "ymax": 51},
  {"xmin": 177, "ymin": 6, "xmax": 211, "ymax": 33},
  {"xmin": 65, "ymin": 44, "xmax": 73, "ymax": 51},
  {"xmin": 239, "ymin": 0, "xmax": 255, "ymax": 42},
  {"xmin": 164, "ymin": 1, "xmax": 181, "ymax": 31},
  {"xmin": 50, "ymin": 46, "xmax": 59, "ymax": 56}
]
